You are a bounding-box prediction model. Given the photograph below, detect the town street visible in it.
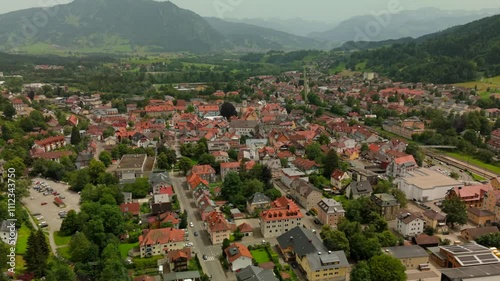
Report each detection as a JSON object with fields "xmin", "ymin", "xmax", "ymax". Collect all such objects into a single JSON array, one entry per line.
[{"xmin": 169, "ymin": 172, "xmax": 231, "ymax": 281}]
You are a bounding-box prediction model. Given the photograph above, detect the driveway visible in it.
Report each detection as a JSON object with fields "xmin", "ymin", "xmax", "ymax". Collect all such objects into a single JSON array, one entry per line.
[{"xmin": 22, "ymin": 177, "xmax": 80, "ymax": 254}]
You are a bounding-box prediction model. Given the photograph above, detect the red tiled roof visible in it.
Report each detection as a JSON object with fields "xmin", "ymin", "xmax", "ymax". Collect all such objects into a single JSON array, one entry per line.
[
  {"xmin": 139, "ymin": 228, "xmax": 185, "ymax": 247},
  {"xmin": 221, "ymin": 162, "xmax": 240, "ymax": 169},
  {"xmin": 237, "ymin": 222, "xmax": 253, "ymax": 233},
  {"xmin": 120, "ymin": 203, "xmax": 140, "ymax": 215},
  {"xmin": 167, "ymin": 248, "xmax": 191, "ymax": 262},
  {"xmin": 394, "ymin": 155, "xmax": 416, "ymax": 165},
  {"xmin": 205, "ymin": 211, "xmax": 230, "ymax": 232},
  {"xmin": 331, "ymin": 169, "xmax": 346, "ymax": 180},
  {"xmin": 192, "ymin": 165, "xmax": 216, "ymax": 175},
  {"xmin": 158, "ymin": 186, "xmax": 174, "ymax": 195},
  {"xmin": 35, "ymin": 136, "xmax": 65, "ymax": 146},
  {"xmin": 260, "ymin": 196, "xmax": 303, "ymax": 222},
  {"xmin": 292, "ymin": 158, "xmax": 318, "ymax": 171},
  {"xmin": 224, "ymin": 243, "xmax": 252, "ymax": 264}
]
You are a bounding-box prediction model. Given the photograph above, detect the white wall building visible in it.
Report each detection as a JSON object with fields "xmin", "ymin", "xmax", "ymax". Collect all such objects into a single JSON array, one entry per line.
[
  {"xmin": 396, "ymin": 212, "xmax": 425, "ymax": 237},
  {"xmin": 394, "ymin": 168, "xmax": 463, "ymax": 201}
]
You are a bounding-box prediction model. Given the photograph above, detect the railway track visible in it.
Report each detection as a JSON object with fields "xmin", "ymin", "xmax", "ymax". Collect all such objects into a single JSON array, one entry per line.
[{"xmin": 424, "ymin": 149, "xmax": 497, "ymax": 179}]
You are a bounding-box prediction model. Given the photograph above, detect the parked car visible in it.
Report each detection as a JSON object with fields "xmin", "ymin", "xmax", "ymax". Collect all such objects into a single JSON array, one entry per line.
[
  {"xmin": 194, "ymin": 232, "xmax": 198, "ymax": 236},
  {"xmin": 189, "ymin": 222, "xmax": 194, "ymax": 227},
  {"xmin": 32, "ymin": 213, "xmax": 41, "ymax": 216},
  {"xmin": 41, "ymin": 202, "xmax": 47, "ymax": 206},
  {"xmin": 202, "ymin": 255, "xmax": 208, "ymax": 260},
  {"xmin": 59, "ymin": 195, "xmax": 65, "ymax": 199},
  {"xmin": 292, "ymin": 262, "xmax": 298, "ymax": 269},
  {"xmin": 39, "ymin": 223, "xmax": 48, "ymax": 228}
]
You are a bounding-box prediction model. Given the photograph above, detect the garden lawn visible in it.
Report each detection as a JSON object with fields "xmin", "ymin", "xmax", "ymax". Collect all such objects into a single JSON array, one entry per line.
[
  {"xmin": 57, "ymin": 246, "xmax": 71, "ymax": 260},
  {"xmin": 251, "ymin": 249, "xmax": 270, "ymax": 264},
  {"xmin": 119, "ymin": 242, "xmax": 139, "ymax": 257},
  {"xmin": 54, "ymin": 231, "xmax": 71, "ymax": 246},
  {"xmin": 15, "ymin": 224, "xmax": 31, "ymax": 254}
]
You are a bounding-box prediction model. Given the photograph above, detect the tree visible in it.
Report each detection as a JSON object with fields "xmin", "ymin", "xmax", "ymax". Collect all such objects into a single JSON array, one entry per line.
[
  {"xmin": 25, "ymin": 229, "xmax": 49, "ymax": 277},
  {"xmin": 100, "ymin": 244, "xmax": 130, "ymax": 281},
  {"xmin": 317, "ymin": 134, "xmax": 330, "ymax": 145},
  {"xmin": 70, "ymin": 125, "xmax": 81, "ymax": 145},
  {"xmin": 242, "ymin": 179, "xmax": 264, "ymax": 198},
  {"xmin": 157, "ymin": 152, "xmax": 169, "ymax": 170},
  {"xmin": 179, "ymin": 210, "xmax": 188, "ymax": 229},
  {"xmin": 4, "ymin": 157, "xmax": 26, "ymax": 179},
  {"xmin": 3, "ymin": 103, "xmax": 16, "ymax": 119},
  {"xmin": 264, "ymin": 188, "xmax": 281, "ymax": 200},
  {"xmin": 222, "ymin": 238, "xmax": 231, "ymax": 256},
  {"xmin": 305, "ymin": 143, "xmax": 323, "ymax": 162},
  {"xmin": 350, "ymin": 261, "xmax": 372, "ymax": 281},
  {"xmin": 368, "ymin": 254, "xmax": 406, "ymax": 281},
  {"xmin": 123, "ymin": 178, "xmax": 150, "ymax": 198},
  {"xmin": 391, "ymin": 188, "xmax": 407, "ymax": 208},
  {"xmin": 320, "ymin": 226, "xmax": 350, "ymax": 257},
  {"xmin": 405, "ymin": 143, "xmax": 424, "ymax": 166},
  {"xmin": 60, "ymin": 210, "xmax": 80, "ymax": 236},
  {"xmin": 323, "ymin": 149, "xmax": 340, "ymax": 177},
  {"xmin": 361, "ymin": 143, "xmax": 369, "ymax": 152},
  {"xmin": 442, "ymin": 195, "xmax": 467, "ymax": 228},
  {"xmin": 178, "ymin": 157, "xmax": 193, "ymax": 175},
  {"xmin": 98, "ymin": 151, "xmax": 112, "ymax": 167},
  {"xmin": 222, "ymin": 172, "xmax": 242, "ymax": 200},
  {"xmin": 45, "ymin": 259, "xmax": 76, "ymax": 281},
  {"xmin": 424, "ymin": 225, "xmax": 435, "ymax": 236},
  {"xmin": 475, "ymin": 232, "xmax": 500, "ymax": 248},
  {"xmin": 220, "ymin": 102, "xmax": 237, "ymax": 120}
]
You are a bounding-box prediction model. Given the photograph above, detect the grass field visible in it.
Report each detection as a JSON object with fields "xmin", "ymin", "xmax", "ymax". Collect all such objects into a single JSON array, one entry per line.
[
  {"xmin": 445, "ymin": 152, "xmax": 500, "ymax": 174},
  {"xmin": 119, "ymin": 242, "xmax": 139, "ymax": 257},
  {"xmin": 470, "ymin": 173, "xmax": 487, "ymax": 181},
  {"xmin": 15, "ymin": 255, "xmax": 25, "ymax": 273},
  {"xmin": 454, "ymin": 76, "xmax": 500, "ymax": 92},
  {"xmin": 54, "ymin": 231, "xmax": 71, "ymax": 246},
  {"xmin": 15, "ymin": 224, "xmax": 31, "ymax": 255},
  {"xmin": 251, "ymin": 249, "xmax": 270, "ymax": 264},
  {"xmin": 57, "ymin": 246, "xmax": 71, "ymax": 260}
]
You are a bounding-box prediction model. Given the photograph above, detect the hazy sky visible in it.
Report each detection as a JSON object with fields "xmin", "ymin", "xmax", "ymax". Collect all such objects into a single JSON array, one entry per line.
[{"xmin": 1, "ymin": 0, "xmax": 499, "ymax": 22}]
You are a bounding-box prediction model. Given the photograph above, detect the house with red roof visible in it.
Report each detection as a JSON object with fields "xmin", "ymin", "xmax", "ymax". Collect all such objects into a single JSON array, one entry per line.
[
  {"xmin": 32, "ymin": 136, "xmax": 66, "ymax": 153},
  {"xmin": 260, "ymin": 197, "xmax": 303, "ymax": 238},
  {"xmin": 147, "ymin": 212, "xmax": 180, "ymax": 229},
  {"xmin": 386, "ymin": 154, "xmax": 418, "ymax": 178},
  {"xmin": 120, "ymin": 203, "xmax": 140, "ymax": 216},
  {"xmin": 331, "ymin": 169, "xmax": 350, "ymax": 190},
  {"xmin": 166, "ymin": 248, "xmax": 192, "ymax": 272},
  {"xmin": 191, "ymin": 165, "xmax": 216, "ymax": 183},
  {"xmin": 186, "ymin": 173, "xmax": 209, "ymax": 191},
  {"xmin": 212, "ymin": 151, "xmax": 229, "ymax": 163},
  {"xmin": 446, "ymin": 184, "xmax": 493, "ymax": 209},
  {"xmin": 205, "ymin": 211, "xmax": 231, "ymax": 244},
  {"xmin": 224, "ymin": 243, "xmax": 253, "ymax": 272},
  {"xmin": 292, "ymin": 158, "xmax": 319, "ymax": 175},
  {"xmin": 220, "ymin": 161, "xmax": 241, "ymax": 180},
  {"xmin": 237, "ymin": 223, "xmax": 253, "ymax": 237},
  {"xmin": 138, "ymin": 228, "xmax": 186, "ymax": 257},
  {"xmin": 197, "ymin": 104, "xmax": 220, "ymax": 118}
]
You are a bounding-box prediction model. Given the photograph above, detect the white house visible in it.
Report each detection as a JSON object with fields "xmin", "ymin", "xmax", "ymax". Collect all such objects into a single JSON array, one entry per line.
[
  {"xmin": 396, "ymin": 211, "xmax": 425, "ymax": 237},
  {"xmin": 224, "ymin": 243, "xmax": 253, "ymax": 272}
]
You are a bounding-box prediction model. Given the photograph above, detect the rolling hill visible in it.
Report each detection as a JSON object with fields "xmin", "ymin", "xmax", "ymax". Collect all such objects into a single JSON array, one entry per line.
[
  {"xmin": 0, "ymin": 0, "xmax": 325, "ymax": 53},
  {"xmin": 348, "ymin": 14, "xmax": 500, "ymax": 84},
  {"xmin": 310, "ymin": 7, "xmax": 500, "ymax": 43}
]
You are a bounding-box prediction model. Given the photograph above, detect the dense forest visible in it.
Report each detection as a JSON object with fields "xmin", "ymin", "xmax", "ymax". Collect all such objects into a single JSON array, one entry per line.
[{"xmin": 345, "ymin": 14, "xmax": 500, "ymax": 83}]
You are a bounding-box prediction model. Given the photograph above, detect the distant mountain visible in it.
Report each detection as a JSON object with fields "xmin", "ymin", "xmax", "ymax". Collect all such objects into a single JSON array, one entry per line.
[
  {"xmin": 0, "ymin": 0, "xmax": 324, "ymax": 53},
  {"xmin": 225, "ymin": 17, "xmax": 336, "ymax": 37},
  {"xmin": 310, "ymin": 7, "xmax": 500, "ymax": 42},
  {"xmin": 204, "ymin": 17, "xmax": 326, "ymax": 52},
  {"xmin": 350, "ymin": 14, "xmax": 500, "ymax": 83}
]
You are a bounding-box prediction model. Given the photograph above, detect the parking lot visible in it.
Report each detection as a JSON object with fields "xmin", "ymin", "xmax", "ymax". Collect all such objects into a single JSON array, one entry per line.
[{"xmin": 22, "ymin": 177, "xmax": 80, "ymax": 233}]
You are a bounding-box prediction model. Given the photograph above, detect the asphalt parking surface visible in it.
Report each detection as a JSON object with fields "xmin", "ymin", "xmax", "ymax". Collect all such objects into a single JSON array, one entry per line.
[{"xmin": 22, "ymin": 177, "xmax": 80, "ymax": 232}]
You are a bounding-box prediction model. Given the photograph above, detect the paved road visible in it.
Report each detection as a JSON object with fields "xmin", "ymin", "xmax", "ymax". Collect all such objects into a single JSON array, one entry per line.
[{"xmin": 169, "ymin": 172, "xmax": 231, "ymax": 281}]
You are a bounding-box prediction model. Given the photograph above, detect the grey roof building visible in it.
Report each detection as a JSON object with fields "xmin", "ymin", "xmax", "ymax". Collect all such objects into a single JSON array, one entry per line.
[
  {"xmin": 440, "ymin": 264, "xmax": 500, "ymax": 281},
  {"xmin": 247, "ymin": 192, "xmax": 271, "ymax": 214},
  {"xmin": 236, "ymin": 265, "xmax": 278, "ymax": 281},
  {"xmin": 163, "ymin": 271, "xmax": 200, "ymax": 281},
  {"xmin": 383, "ymin": 245, "xmax": 429, "ymax": 259},
  {"xmin": 277, "ymin": 227, "xmax": 349, "ymax": 280},
  {"xmin": 345, "ymin": 180, "xmax": 373, "ymax": 199}
]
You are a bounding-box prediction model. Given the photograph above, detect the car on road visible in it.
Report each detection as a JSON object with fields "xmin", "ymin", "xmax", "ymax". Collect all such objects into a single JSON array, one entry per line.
[
  {"xmin": 59, "ymin": 195, "xmax": 65, "ymax": 199},
  {"xmin": 194, "ymin": 232, "xmax": 198, "ymax": 236},
  {"xmin": 41, "ymin": 202, "xmax": 47, "ymax": 206},
  {"xmin": 189, "ymin": 222, "xmax": 194, "ymax": 227},
  {"xmin": 314, "ymin": 219, "xmax": 321, "ymax": 225},
  {"xmin": 36, "ymin": 216, "xmax": 44, "ymax": 220},
  {"xmin": 39, "ymin": 223, "xmax": 48, "ymax": 228},
  {"xmin": 291, "ymin": 262, "xmax": 298, "ymax": 269},
  {"xmin": 185, "ymin": 242, "xmax": 193, "ymax": 247},
  {"xmin": 52, "ymin": 191, "xmax": 59, "ymax": 196},
  {"xmin": 33, "ymin": 213, "xmax": 41, "ymax": 216},
  {"xmin": 202, "ymin": 255, "xmax": 208, "ymax": 260}
]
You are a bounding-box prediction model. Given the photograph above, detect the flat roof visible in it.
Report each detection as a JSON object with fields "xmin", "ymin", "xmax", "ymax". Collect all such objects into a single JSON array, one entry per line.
[
  {"xmin": 441, "ymin": 264, "xmax": 500, "ymax": 279},
  {"xmin": 116, "ymin": 154, "xmax": 147, "ymax": 170},
  {"xmin": 383, "ymin": 245, "xmax": 429, "ymax": 259},
  {"xmin": 282, "ymin": 168, "xmax": 306, "ymax": 177},
  {"xmin": 400, "ymin": 168, "xmax": 462, "ymax": 189}
]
